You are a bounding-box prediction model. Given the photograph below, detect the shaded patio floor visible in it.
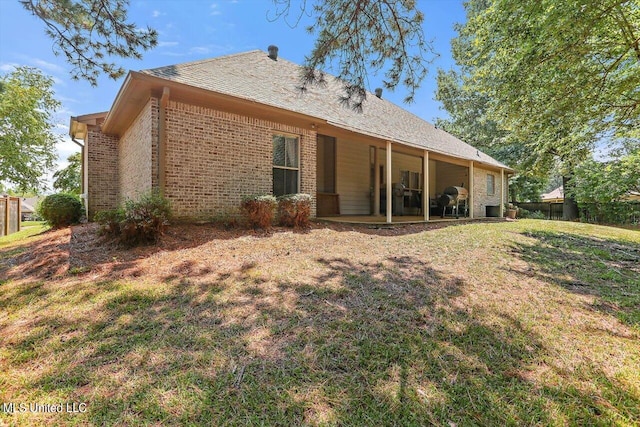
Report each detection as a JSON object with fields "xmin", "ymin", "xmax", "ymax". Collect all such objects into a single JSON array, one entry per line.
[{"xmin": 316, "ymin": 215, "xmax": 488, "ymax": 225}]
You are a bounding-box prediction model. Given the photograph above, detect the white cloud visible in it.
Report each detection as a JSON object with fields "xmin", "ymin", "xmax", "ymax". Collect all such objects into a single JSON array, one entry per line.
[
  {"xmin": 190, "ymin": 46, "xmax": 211, "ymax": 55},
  {"xmin": 152, "ymin": 10, "xmax": 164, "ymax": 18},
  {"xmin": 51, "ymin": 75, "xmax": 66, "ymax": 87},
  {"xmin": 56, "ymin": 135, "xmax": 80, "ymax": 162},
  {"xmin": 160, "ymin": 51, "xmax": 187, "ymax": 57},
  {"xmin": 0, "ymin": 62, "xmax": 19, "ymax": 72},
  {"xmin": 210, "ymin": 3, "xmax": 221, "ymax": 15},
  {"xmin": 29, "ymin": 58, "xmax": 66, "ymax": 74},
  {"xmin": 158, "ymin": 41, "xmax": 180, "ymax": 48}
]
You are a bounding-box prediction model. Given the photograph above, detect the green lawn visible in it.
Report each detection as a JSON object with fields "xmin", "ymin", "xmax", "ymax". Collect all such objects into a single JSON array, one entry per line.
[
  {"xmin": 0, "ymin": 221, "xmax": 49, "ymax": 248},
  {"xmin": 0, "ymin": 219, "xmax": 638, "ymax": 426}
]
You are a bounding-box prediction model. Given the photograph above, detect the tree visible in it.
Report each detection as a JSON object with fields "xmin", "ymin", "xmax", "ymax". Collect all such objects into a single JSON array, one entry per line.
[
  {"xmin": 434, "ymin": 68, "xmax": 549, "ymax": 202},
  {"xmin": 457, "ymin": 0, "xmax": 639, "ymax": 147},
  {"xmin": 23, "ymin": 0, "xmax": 434, "ymax": 106},
  {"xmin": 572, "ymin": 147, "xmax": 640, "ymax": 204},
  {"xmin": 444, "ymin": 0, "xmax": 640, "ymax": 219},
  {"xmin": 271, "ymin": 0, "xmax": 436, "ymax": 110},
  {"xmin": 53, "ymin": 152, "xmax": 82, "ymax": 194},
  {"xmin": 0, "ymin": 66, "xmax": 60, "ymax": 191},
  {"xmin": 21, "ymin": 0, "xmax": 158, "ymax": 86}
]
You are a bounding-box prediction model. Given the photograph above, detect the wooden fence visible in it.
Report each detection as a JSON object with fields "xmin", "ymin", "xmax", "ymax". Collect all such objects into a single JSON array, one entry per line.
[
  {"xmin": 514, "ymin": 201, "xmax": 640, "ymax": 224},
  {"xmin": 514, "ymin": 202, "xmax": 564, "ymax": 220},
  {"xmin": 0, "ymin": 196, "xmax": 21, "ymax": 236}
]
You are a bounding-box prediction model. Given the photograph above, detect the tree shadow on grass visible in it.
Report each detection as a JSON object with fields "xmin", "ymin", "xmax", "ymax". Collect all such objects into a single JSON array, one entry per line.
[
  {"xmin": 1, "ymin": 219, "xmax": 495, "ymax": 286},
  {"xmin": 508, "ymin": 230, "xmax": 640, "ymax": 328},
  {"xmin": 3, "ymin": 254, "xmax": 639, "ymax": 425}
]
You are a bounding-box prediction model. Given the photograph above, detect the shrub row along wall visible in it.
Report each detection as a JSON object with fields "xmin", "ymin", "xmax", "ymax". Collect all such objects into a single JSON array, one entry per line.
[{"xmin": 0, "ymin": 197, "xmax": 21, "ymax": 236}]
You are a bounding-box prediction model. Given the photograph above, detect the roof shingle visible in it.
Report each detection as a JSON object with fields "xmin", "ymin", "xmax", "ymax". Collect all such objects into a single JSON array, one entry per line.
[{"xmin": 142, "ymin": 50, "xmax": 509, "ymax": 169}]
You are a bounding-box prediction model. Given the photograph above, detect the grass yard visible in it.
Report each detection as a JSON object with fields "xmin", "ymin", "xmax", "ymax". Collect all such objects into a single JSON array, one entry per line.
[
  {"xmin": 0, "ymin": 222, "xmax": 49, "ymax": 249},
  {"xmin": 0, "ymin": 219, "xmax": 638, "ymax": 426}
]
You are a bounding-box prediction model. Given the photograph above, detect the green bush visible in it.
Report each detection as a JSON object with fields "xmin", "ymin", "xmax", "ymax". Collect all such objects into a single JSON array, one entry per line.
[
  {"xmin": 528, "ymin": 210, "xmax": 547, "ymax": 220},
  {"xmin": 94, "ymin": 208, "xmax": 125, "ymax": 236},
  {"xmin": 38, "ymin": 193, "xmax": 82, "ymax": 227},
  {"xmin": 241, "ymin": 195, "xmax": 277, "ymax": 229},
  {"xmin": 94, "ymin": 191, "xmax": 171, "ymax": 245},
  {"xmin": 278, "ymin": 193, "xmax": 312, "ymax": 228},
  {"xmin": 119, "ymin": 192, "xmax": 171, "ymax": 245}
]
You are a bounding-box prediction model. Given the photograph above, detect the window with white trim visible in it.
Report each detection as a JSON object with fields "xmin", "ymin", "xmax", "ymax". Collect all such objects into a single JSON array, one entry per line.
[
  {"xmin": 487, "ymin": 174, "xmax": 495, "ymax": 195},
  {"xmin": 273, "ymin": 135, "xmax": 299, "ymax": 196}
]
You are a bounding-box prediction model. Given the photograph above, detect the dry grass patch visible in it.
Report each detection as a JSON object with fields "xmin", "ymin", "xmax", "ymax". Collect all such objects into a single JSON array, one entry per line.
[{"xmin": 0, "ymin": 219, "xmax": 638, "ymax": 425}]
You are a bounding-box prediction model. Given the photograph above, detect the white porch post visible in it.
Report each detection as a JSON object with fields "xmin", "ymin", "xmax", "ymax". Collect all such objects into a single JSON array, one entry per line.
[
  {"xmin": 500, "ymin": 169, "xmax": 505, "ymax": 217},
  {"xmin": 469, "ymin": 161, "xmax": 475, "ymax": 218},
  {"xmin": 374, "ymin": 147, "xmax": 381, "ymax": 216},
  {"xmin": 423, "ymin": 150, "xmax": 429, "ymax": 221},
  {"xmin": 386, "ymin": 141, "xmax": 392, "ymax": 224}
]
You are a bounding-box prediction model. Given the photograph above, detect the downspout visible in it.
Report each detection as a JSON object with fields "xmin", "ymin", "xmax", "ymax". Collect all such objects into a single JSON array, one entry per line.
[{"xmin": 71, "ymin": 137, "xmax": 87, "ymax": 218}]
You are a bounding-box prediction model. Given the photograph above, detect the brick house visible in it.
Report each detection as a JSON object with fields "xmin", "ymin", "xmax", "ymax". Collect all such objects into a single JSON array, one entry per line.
[{"xmin": 70, "ymin": 48, "xmax": 513, "ymax": 223}]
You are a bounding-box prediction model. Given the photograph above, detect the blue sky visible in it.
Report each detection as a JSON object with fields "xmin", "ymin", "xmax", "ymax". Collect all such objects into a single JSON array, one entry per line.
[{"xmin": 0, "ymin": 0, "xmax": 466, "ymax": 188}]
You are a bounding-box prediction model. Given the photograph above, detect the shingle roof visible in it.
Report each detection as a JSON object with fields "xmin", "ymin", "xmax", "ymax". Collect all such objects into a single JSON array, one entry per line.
[
  {"xmin": 142, "ymin": 50, "xmax": 510, "ymax": 169},
  {"xmin": 541, "ymin": 187, "xmax": 564, "ymax": 201}
]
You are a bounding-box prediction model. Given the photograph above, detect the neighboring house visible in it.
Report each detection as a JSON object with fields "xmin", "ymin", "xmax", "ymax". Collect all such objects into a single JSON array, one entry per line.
[
  {"xmin": 542, "ymin": 187, "xmax": 640, "ymax": 203},
  {"xmin": 20, "ymin": 197, "xmax": 42, "ymax": 221},
  {"xmin": 20, "ymin": 201, "xmax": 35, "ymax": 221},
  {"xmin": 627, "ymin": 191, "xmax": 640, "ymax": 201},
  {"xmin": 70, "ymin": 47, "xmax": 514, "ymax": 223},
  {"xmin": 541, "ymin": 187, "xmax": 564, "ymax": 203}
]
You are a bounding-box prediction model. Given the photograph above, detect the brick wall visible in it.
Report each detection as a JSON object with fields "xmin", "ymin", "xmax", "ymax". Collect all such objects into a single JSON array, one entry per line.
[
  {"xmin": 164, "ymin": 101, "xmax": 316, "ymax": 220},
  {"xmin": 473, "ymin": 166, "xmax": 504, "ymax": 217},
  {"xmin": 118, "ymin": 98, "xmax": 158, "ymax": 201},
  {"xmin": 86, "ymin": 127, "xmax": 119, "ymax": 219}
]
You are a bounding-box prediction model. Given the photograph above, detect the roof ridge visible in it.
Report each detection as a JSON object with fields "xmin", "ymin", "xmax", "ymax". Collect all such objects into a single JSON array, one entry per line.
[{"xmin": 140, "ymin": 49, "xmax": 263, "ymax": 74}]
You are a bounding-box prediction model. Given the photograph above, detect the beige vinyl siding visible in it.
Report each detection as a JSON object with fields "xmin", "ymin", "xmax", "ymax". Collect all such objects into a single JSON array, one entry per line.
[
  {"xmin": 435, "ymin": 162, "xmax": 469, "ymax": 195},
  {"xmin": 376, "ymin": 149, "xmax": 423, "ymax": 187},
  {"xmin": 390, "ymin": 152, "xmax": 422, "ymax": 187},
  {"xmin": 429, "ymin": 160, "xmax": 437, "ymax": 198},
  {"xmin": 336, "ymin": 139, "xmax": 371, "ymax": 215}
]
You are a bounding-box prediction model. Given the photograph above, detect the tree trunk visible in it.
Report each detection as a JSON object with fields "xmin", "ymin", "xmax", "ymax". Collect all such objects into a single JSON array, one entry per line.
[{"xmin": 562, "ymin": 175, "xmax": 579, "ymax": 220}]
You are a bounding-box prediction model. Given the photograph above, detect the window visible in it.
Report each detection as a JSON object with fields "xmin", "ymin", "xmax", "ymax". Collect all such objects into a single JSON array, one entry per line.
[
  {"xmin": 487, "ymin": 174, "xmax": 495, "ymax": 195},
  {"xmin": 400, "ymin": 170, "xmax": 421, "ymax": 190},
  {"xmin": 273, "ymin": 135, "xmax": 299, "ymax": 196}
]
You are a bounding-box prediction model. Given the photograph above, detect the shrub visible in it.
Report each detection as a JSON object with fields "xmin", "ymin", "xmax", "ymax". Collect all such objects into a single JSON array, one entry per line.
[
  {"xmin": 528, "ymin": 210, "xmax": 546, "ymax": 220},
  {"xmin": 211, "ymin": 207, "xmax": 240, "ymax": 230},
  {"xmin": 38, "ymin": 193, "xmax": 82, "ymax": 227},
  {"xmin": 241, "ymin": 195, "xmax": 277, "ymax": 229},
  {"xmin": 278, "ymin": 193, "xmax": 312, "ymax": 228},
  {"xmin": 94, "ymin": 208, "xmax": 125, "ymax": 236},
  {"xmin": 119, "ymin": 191, "xmax": 171, "ymax": 245},
  {"xmin": 94, "ymin": 191, "xmax": 171, "ymax": 246}
]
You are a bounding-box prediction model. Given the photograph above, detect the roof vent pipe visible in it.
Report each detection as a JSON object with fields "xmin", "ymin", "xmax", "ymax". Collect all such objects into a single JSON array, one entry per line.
[
  {"xmin": 268, "ymin": 45, "xmax": 279, "ymax": 60},
  {"xmin": 374, "ymin": 88, "xmax": 383, "ymax": 98}
]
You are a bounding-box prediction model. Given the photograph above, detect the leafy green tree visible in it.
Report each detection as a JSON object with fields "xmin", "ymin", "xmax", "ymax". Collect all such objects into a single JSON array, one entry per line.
[
  {"xmin": 434, "ymin": 68, "xmax": 547, "ymax": 203},
  {"xmin": 457, "ymin": 0, "xmax": 639, "ymax": 149},
  {"xmin": 572, "ymin": 148, "xmax": 640, "ymax": 204},
  {"xmin": 272, "ymin": 0, "xmax": 436, "ymax": 110},
  {"xmin": 0, "ymin": 66, "xmax": 60, "ymax": 191},
  {"xmin": 53, "ymin": 152, "xmax": 81, "ymax": 194},
  {"xmin": 21, "ymin": 0, "xmax": 158, "ymax": 86},
  {"xmin": 443, "ymin": 0, "xmax": 640, "ymax": 219}
]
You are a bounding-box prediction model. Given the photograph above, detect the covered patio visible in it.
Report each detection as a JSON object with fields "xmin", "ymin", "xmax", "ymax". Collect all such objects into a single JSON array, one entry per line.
[
  {"xmin": 316, "ymin": 131, "xmax": 510, "ymax": 224},
  {"xmin": 316, "ymin": 215, "xmax": 467, "ymax": 225}
]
